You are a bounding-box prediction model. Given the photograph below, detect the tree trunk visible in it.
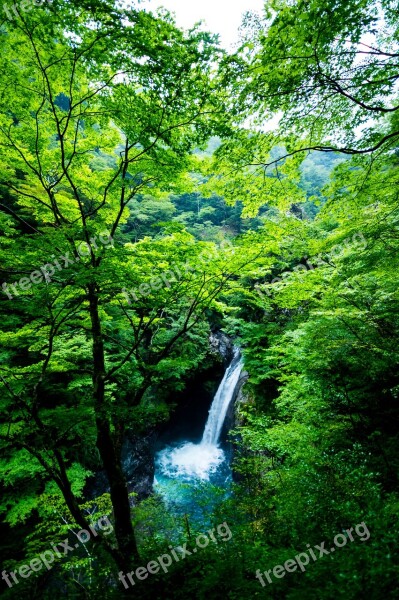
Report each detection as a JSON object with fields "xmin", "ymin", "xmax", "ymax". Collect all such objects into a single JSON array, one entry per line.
[{"xmin": 88, "ymin": 284, "xmax": 139, "ymax": 569}]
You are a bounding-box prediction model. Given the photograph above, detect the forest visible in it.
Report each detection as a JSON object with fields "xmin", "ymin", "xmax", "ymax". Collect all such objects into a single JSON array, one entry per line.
[{"xmin": 0, "ymin": 0, "xmax": 398, "ymax": 598}]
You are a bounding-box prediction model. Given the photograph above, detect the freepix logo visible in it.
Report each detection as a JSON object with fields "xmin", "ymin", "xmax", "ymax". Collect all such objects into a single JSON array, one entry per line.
[
  {"xmin": 118, "ymin": 522, "xmax": 233, "ymax": 589},
  {"xmin": 1, "ymin": 231, "xmax": 114, "ymax": 300},
  {"xmin": 2, "ymin": 515, "xmax": 113, "ymax": 589},
  {"xmin": 3, "ymin": 0, "xmax": 52, "ymax": 21},
  {"xmin": 255, "ymin": 522, "xmax": 370, "ymax": 587}
]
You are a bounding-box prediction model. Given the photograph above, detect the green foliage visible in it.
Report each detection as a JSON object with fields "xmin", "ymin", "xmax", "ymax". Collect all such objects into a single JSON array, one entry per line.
[{"xmin": 1, "ymin": 0, "xmax": 399, "ymax": 598}]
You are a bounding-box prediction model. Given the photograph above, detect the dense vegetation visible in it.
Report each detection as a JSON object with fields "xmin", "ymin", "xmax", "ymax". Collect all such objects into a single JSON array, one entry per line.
[{"xmin": 0, "ymin": 0, "xmax": 398, "ymax": 598}]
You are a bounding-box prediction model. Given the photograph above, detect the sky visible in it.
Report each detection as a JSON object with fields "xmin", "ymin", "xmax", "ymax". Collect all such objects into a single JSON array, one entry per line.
[{"xmin": 141, "ymin": 0, "xmax": 265, "ymax": 49}]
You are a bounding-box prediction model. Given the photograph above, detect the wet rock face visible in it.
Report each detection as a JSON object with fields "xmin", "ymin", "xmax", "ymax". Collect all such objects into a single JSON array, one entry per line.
[
  {"xmin": 85, "ymin": 432, "xmax": 156, "ymax": 503},
  {"xmin": 122, "ymin": 432, "xmax": 156, "ymax": 501},
  {"xmin": 232, "ymin": 376, "xmax": 250, "ymax": 428},
  {"xmin": 229, "ymin": 379, "xmax": 268, "ymax": 484},
  {"xmin": 221, "ymin": 371, "xmax": 249, "ymax": 444},
  {"xmin": 209, "ymin": 331, "xmax": 234, "ymax": 365}
]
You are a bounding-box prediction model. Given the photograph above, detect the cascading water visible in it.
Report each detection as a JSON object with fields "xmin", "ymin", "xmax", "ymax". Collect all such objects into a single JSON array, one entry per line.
[
  {"xmin": 201, "ymin": 348, "xmax": 243, "ymax": 446},
  {"xmin": 155, "ymin": 348, "xmax": 243, "ymax": 484}
]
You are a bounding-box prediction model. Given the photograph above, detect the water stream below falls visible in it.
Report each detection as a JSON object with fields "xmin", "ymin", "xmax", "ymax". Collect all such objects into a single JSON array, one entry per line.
[{"xmin": 153, "ymin": 348, "xmax": 243, "ymax": 516}]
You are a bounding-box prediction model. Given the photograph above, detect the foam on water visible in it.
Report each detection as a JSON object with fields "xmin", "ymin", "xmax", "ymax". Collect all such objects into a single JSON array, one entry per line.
[{"xmin": 156, "ymin": 441, "xmax": 225, "ymax": 481}]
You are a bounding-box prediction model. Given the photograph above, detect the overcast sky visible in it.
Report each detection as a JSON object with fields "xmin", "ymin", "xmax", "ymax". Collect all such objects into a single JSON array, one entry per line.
[{"xmin": 141, "ymin": 0, "xmax": 265, "ymax": 49}]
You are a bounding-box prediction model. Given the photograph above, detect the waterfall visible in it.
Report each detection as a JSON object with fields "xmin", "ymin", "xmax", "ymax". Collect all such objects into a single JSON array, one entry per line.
[
  {"xmin": 201, "ymin": 347, "xmax": 243, "ymax": 446},
  {"xmin": 155, "ymin": 348, "xmax": 243, "ymax": 481}
]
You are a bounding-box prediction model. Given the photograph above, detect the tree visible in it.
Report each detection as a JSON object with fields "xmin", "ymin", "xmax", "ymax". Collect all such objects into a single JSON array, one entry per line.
[
  {"xmin": 0, "ymin": 0, "xmax": 231, "ymax": 582},
  {"xmin": 239, "ymin": 0, "xmax": 399, "ymax": 158},
  {"xmin": 203, "ymin": 0, "xmax": 399, "ymax": 217}
]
